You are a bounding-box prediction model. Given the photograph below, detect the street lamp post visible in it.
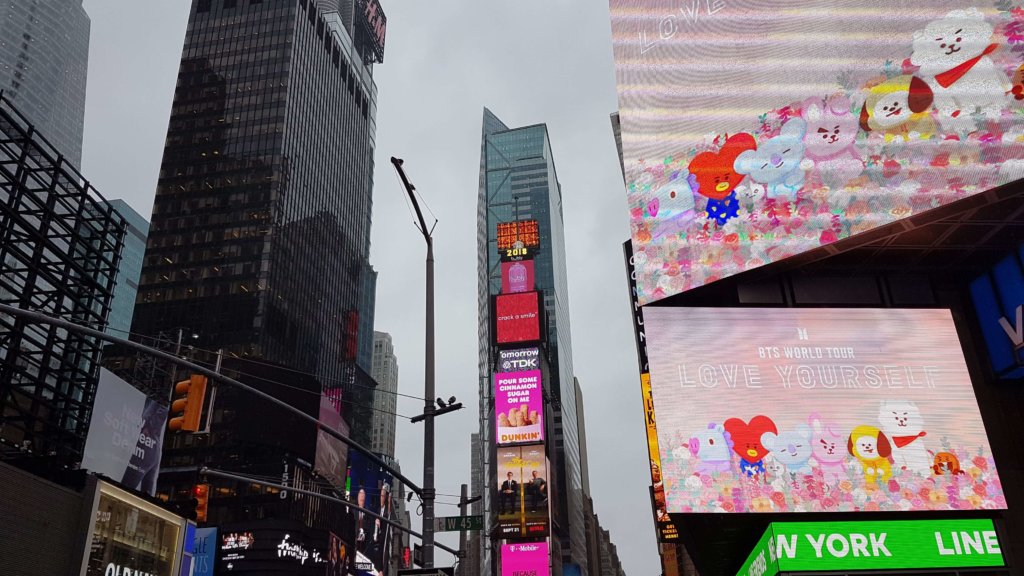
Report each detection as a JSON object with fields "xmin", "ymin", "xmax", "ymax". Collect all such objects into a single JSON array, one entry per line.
[{"xmin": 391, "ymin": 156, "xmax": 437, "ymax": 567}]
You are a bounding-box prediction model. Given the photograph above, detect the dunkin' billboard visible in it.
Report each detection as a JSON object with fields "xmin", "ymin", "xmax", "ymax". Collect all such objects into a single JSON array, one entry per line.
[
  {"xmin": 645, "ymin": 307, "xmax": 1004, "ymax": 513},
  {"xmin": 495, "ymin": 370, "xmax": 545, "ymax": 446},
  {"xmin": 610, "ymin": 0, "xmax": 1024, "ymax": 304}
]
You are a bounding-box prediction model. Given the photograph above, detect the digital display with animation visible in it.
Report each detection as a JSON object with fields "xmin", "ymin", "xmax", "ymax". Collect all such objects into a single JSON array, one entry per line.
[
  {"xmin": 645, "ymin": 307, "xmax": 1004, "ymax": 514},
  {"xmin": 610, "ymin": 0, "xmax": 1024, "ymax": 304}
]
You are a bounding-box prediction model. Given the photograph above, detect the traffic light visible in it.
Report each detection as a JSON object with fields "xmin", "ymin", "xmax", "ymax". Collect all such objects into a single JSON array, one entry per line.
[
  {"xmin": 194, "ymin": 483, "xmax": 210, "ymax": 523},
  {"xmin": 168, "ymin": 374, "xmax": 208, "ymax": 432}
]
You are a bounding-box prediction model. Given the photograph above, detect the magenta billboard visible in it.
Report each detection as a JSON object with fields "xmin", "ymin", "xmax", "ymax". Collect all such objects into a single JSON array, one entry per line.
[
  {"xmin": 501, "ymin": 542, "xmax": 549, "ymax": 576},
  {"xmin": 495, "ymin": 370, "xmax": 544, "ymax": 446}
]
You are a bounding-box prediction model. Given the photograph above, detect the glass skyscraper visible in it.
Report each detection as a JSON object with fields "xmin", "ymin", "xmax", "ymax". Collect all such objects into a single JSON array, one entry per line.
[
  {"xmin": 0, "ymin": 0, "xmax": 89, "ymax": 166},
  {"xmin": 102, "ymin": 200, "xmax": 149, "ymax": 339},
  {"xmin": 477, "ymin": 108, "xmax": 587, "ymax": 574}
]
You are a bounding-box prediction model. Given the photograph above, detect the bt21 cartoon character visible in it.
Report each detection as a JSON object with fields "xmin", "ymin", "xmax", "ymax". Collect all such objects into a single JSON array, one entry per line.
[
  {"xmin": 761, "ymin": 425, "xmax": 814, "ymax": 475},
  {"xmin": 859, "ymin": 75, "xmax": 935, "ymax": 141},
  {"xmin": 802, "ymin": 95, "xmax": 864, "ymax": 189},
  {"xmin": 688, "ymin": 423, "xmax": 734, "ymax": 474},
  {"xmin": 648, "ymin": 171, "xmax": 698, "ymax": 239},
  {"xmin": 931, "ymin": 451, "xmax": 965, "ymax": 477},
  {"xmin": 911, "ymin": 8, "xmax": 1010, "ymax": 128},
  {"xmin": 689, "ymin": 133, "xmax": 757, "ymax": 225},
  {"xmin": 724, "ymin": 415, "xmax": 778, "ymax": 478},
  {"xmin": 848, "ymin": 425, "xmax": 893, "ymax": 487},
  {"xmin": 735, "ymin": 118, "xmax": 807, "ymax": 200},
  {"xmin": 809, "ymin": 413, "xmax": 847, "ymax": 483},
  {"xmin": 878, "ymin": 400, "xmax": 929, "ymax": 476},
  {"xmin": 763, "ymin": 452, "xmax": 787, "ymax": 480}
]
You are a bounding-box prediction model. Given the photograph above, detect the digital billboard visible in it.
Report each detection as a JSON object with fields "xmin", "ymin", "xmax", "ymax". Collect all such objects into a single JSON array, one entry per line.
[
  {"xmin": 497, "ymin": 220, "xmax": 541, "ymax": 250},
  {"xmin": 217, "ymin": 524, "xmax": 328, "ymax": 575},
  {"xmin": 498, "ymin": 347, "xmax": 540, "ymax": 373},
  {"xmin": 495, "ymin": 370, "xmax": 545, "ymax": 446},
  {"xmin": 645, "ymin": 307, "xmax": 1004, "ymax": 513},
  {"xmin": 501, "ymin": 260, "xmax": 536, "ymax": 294},
  {"xmin": 970, "ymin": 243, "xmax": 1024, "ymax": 379},
  {"xmin": 643, "ymin": 374, "xmax": 677, "ymax": 541},
  {"xmin": 315, "ymin": 393, "xmax": 350, "ymax": 490},
  {"xmin": 737, "ymin": 519, "xmax": 1003, "ymax": 575},
  {"xmin": 501, "ymin": 542, "xmax": 549, "ymax": 576},
  {"xmin": 496, "ymin": 445, "xmax": 550, "ymax": 538},
  {"xmin": 81, "ymin": 368, "xmax": 168, "ymax": 496},
  {"xmin": 348, "ymin": 451, "xmax": 394, "ymax": 576},
  {"xmin": 610, "ymin": 1, "xmax": 1024, "ymax": 304},
  {"xmin": 494, "ymin": 291, "xmax": 542, "ymax": 345}
]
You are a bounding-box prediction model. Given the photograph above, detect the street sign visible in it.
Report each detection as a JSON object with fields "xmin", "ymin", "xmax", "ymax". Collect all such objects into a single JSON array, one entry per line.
[
  {"xmin": 434, "ymin": 515, "xmax": 484, "ymax": 532},
  {"xmin": 398, "ymin": 568, "xmax": 454, "ymax": 576}
]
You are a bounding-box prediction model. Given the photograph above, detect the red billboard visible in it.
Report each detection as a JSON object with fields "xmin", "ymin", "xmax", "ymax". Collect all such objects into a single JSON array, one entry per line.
[{"xmin": 494, "ymin": 292, "xmax": 541, "ymax": 345}]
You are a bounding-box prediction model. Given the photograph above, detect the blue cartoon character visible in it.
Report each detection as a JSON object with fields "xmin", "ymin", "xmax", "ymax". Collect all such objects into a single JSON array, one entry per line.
[
  {"xmin": 761, "ymin": 425, "xmax": 814, "ymax": 475},
  {"xmin": 688, "ymin": 423, "xmax": 733, "ymax": 474},
  {"xmin": 735, "ymin": 118, "xmax": 808, "ymax": 199},
  {"xmin": 647, "ymin": 171, "xmax": 697, "ymax": 239}
]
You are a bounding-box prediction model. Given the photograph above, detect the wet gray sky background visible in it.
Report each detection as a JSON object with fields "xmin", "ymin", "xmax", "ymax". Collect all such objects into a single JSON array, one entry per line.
[{"xmin": 80, "ymin": 1, "xmax": 656, "ymax": 574}]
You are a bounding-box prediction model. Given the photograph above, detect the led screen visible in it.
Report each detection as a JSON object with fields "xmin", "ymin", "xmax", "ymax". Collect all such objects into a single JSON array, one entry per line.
[
  {"xmin": 495, "ymin": 370, "xmax": 545, "ymax": 445},
  {"xmin": 348, "ymin": 451, "xmax": 394, "ymax": 576},
  {"xmin": 646, "ymin": 307, "xmax": 1004, "ymax": 513},
  {"xmin": 501, "ymin": 542, "xmax": 549, "ymax": 576},
  {"xmin": 502, "ymin": 260, "xmax": 536, "ymax": 294},
  {"xmin": 496, "ymin": 446, "xmax": 550, "ymax": 538},
  {"xmin": 498, "ymin": 347, "xmax": 540, "ymax": 372},
  {"xmin": 610, "ymin": 1, "xmax": 1024, "ymax": 304},
  {"xmin": 495, "ymin": 292, "xmax": 541, "ymax": 345}
]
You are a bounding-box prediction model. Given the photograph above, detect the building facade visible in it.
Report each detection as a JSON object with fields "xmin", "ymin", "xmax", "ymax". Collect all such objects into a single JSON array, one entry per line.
[
  {"xmin": 370, "ymin": 330, "xmax": 398, "ymax": 458},
  {"xmin": 127, "ymin": 0, "xmax": 384, "ymax": 528},
  {"xmin": 101, "ymin": 200, "xmax": 149, "ymax": 339},
  {"xmin": 476, "ymin": 108, "xmax": 587, "ymax": 574},
  {"xmin": 0, "ymin": 0, "xmax": 89, "ymax": 167},
  {"xmin": 0, "ymin": 94, "xmax": 124, "ymax": 480}
]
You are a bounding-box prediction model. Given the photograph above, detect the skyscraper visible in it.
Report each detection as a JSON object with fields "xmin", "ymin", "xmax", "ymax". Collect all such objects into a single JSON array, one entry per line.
[
  {"xmin": 370, "ymin": 330, "xmax": 399, "ymax": 458},
  {"xmin": 128, "ymin": 0, "xmax": 386, "ymax": 525},
  {"xmin": 0, "ymin": 0, "xmax": 89, "ymax": 166},
  {"xmin": 477, "ymin": 108, "xmax": 587, "ymax": 574},
  {"xmin": 102, "ymin": 200, "xmax": 149, "ymax": 339}
]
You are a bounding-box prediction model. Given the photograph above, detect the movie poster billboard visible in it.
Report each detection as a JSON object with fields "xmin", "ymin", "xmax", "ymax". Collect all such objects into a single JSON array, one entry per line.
[
  {"xmin": 496, "ymin": 446, "xmax": 549, "ymax": 538},
  {"xmin": 643, "ymin": 374, "xmax": 677, "ymax": 541},
  {"xmin": 494, "ymin": 292, "xmax": 542, "ymax": 345},
  {"xmin": 315, "ymin": 394, "xmax": 350, "ymax": 490},
  {"xmin": 501, "ymin": 542, "xmax": 549, "ymax": 576},
  {"xmin": 495, "ymin": 370, "xmax": 545, "ymax": 446},
  {"xmin": 610, "ymin": 1, "xmax": 1024, "ymax": 304},
  {"xmin": 348, "ymin": 451, "xmax": 394, "ymax": 576},
  {"xmin": 81, "ymin": 368, "xmax": 168, "ymax": 496},
  {"xmin": 646, "ymin": 307, "xmax": 1005, "ymax": 513}
]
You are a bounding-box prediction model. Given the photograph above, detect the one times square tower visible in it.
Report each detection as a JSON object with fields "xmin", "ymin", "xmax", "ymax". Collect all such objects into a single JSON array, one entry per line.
[{"xmin": 129, "ymin": 0, "xmax": 385, "ymax": 524}]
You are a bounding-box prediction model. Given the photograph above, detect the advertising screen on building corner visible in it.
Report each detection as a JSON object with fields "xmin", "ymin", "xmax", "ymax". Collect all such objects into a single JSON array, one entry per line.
[
  {"xmin": 494, "ymin": 291, "xmax": 541, "ymax": 345},
  {"xmin": 495, "ymin": 370, "xmax": 545, "ymax": 446},
  {"xmin": 501, "ymin": 541, "xmax": 549, "ymax": 576},
  {"xmin": 610, "ymin": 0, "xmax": 1024, "ymax": 304},
  {"xmin": 646, "ymin": 307, "xmax": 1004, "ymax": 514}
]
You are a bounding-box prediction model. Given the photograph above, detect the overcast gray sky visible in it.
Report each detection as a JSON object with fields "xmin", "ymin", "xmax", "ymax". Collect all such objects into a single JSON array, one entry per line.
[{"xmin": 81, "ymin": 1, "xmax": 656, "ymax": 574}]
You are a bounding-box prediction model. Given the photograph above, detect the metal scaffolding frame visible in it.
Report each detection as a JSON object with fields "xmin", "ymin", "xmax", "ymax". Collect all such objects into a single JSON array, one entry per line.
[{"xmin": 0, "ymin": 92, "xmax": 125, "ymax": 475}]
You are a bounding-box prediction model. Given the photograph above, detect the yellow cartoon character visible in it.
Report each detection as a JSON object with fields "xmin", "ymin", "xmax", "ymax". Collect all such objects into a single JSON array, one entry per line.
[
  {"xmin": 859, "ymin": 75, "xmax": 935, "ymax": 141},
  {"xmin": 847, "ymin": 425, "xmax": 893, "ymax": 486}
]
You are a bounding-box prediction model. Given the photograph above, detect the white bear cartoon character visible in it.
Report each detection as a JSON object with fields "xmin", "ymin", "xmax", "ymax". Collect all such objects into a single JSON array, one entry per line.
[
  {"xmin": 911, "ymin": 8, "xmax": 1010, "ymax": 129},
  {"xmin": 878, "ymin": 400, "xmax": 930, "ymax": 475}
]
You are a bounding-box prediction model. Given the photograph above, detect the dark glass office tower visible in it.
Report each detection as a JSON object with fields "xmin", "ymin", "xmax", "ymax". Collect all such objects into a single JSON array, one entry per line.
[
  {"xmin": 476, "ymin": 108, "xmax": 587, "ymax": 574},
  {"xmin": 129, "ymin": 0, "xmax": 384, "ymax": 522},
  {"xmin": 0, "ymin": 0, "xmax": 89, "ymax": 167}
]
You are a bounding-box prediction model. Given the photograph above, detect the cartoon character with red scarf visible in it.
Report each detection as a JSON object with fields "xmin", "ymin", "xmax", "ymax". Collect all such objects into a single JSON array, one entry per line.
[
  {"xmin": 911, "ymin": 8, "xmax": 1010, "ymax": 130},
  {"xmin": 878, "ymin": 400, "xmax": 930, "ymax": 476}
]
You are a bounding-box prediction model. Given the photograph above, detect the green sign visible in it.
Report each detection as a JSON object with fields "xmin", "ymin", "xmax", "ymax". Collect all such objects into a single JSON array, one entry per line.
[
  {"xmin": 737, "ymin": 519, "xmax": 1004, "ymax": 576},
  {"xmin": 435, "ymin": 515, "xmax": 484, "ymax": 532}
]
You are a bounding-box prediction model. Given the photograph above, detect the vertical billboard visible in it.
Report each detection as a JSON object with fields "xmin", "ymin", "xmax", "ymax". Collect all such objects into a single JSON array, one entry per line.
[
  {"xmin": 315, "ymin": 393, "xmax": 350, "ymax": 490},
  {"xmin": 494, "ymin": 291, "xmax": 542, "ymax": 345},
  {"xmin": 610, "ymin": 1, "xmax": 1024, "ymax": 304},
  {"xmin": 497, "ymin": 219, "xmax": 541, "ymax": 262},
  {"xmin": 81, "ymin": 368, "xmax": 168, "ymax": 496},
  {"xmin": 645, "ymin": 307, "xmax": 1005, "ymax": 513},
  {"xmin": 495, "ymin": 370, "xmax": 545, "ymax": 445},
  {"xmin": 496, "ymin": 445, "xmax": 550, "ymax": 538},
  {"xmin": 970, "ymin": 244, "xmax": 1024, "ymax": 379},
  {"xmin": 348, "ymin": 451, "xmax": 394, "ymax": 576},
  {"xmin": 501, "ymin": 541, "xmax": 549, "ymax": 576},
  {"xmin": 192, "ymin": 527, "xmax": 217, "ymax": 576}
]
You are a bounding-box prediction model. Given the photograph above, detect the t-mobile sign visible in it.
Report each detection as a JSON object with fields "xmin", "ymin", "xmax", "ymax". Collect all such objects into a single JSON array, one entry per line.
[
  {"xmin": 501, "ymin": 542, "xmax": 549, "ymax": 576},
  {"xmin": 494, "ymin": 291, "xmax": 541, "ymax": 345}
]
